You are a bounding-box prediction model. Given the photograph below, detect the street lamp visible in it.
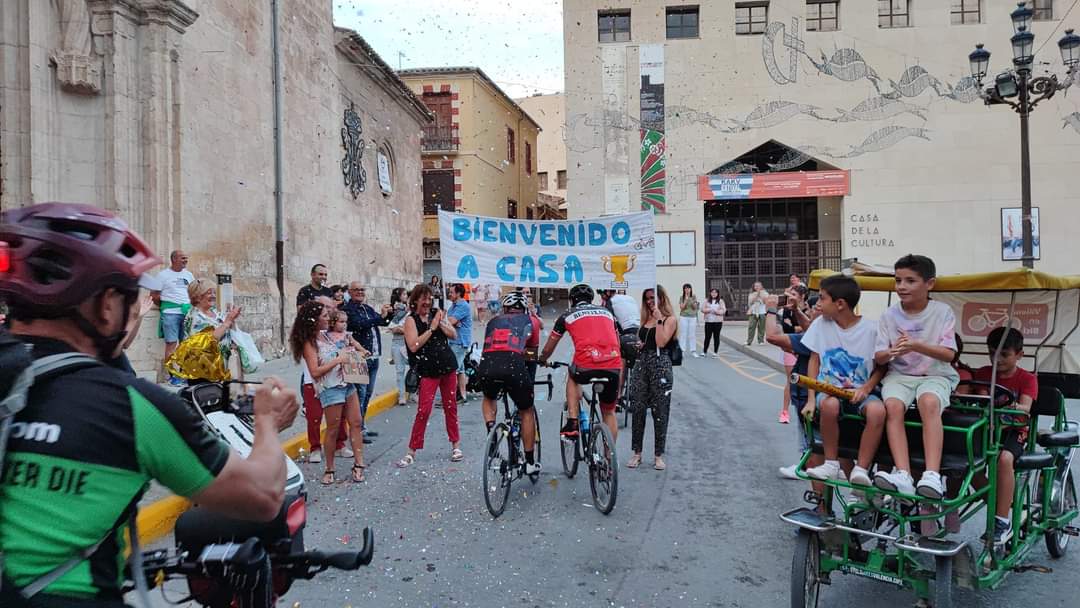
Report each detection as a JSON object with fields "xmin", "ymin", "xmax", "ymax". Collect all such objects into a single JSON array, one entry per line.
[{"xmin": 967, "ymin": 3, "xmax": 1080, "ymax": 269}]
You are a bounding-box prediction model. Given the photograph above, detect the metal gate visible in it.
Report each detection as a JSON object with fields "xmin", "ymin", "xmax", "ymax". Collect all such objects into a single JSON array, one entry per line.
[{"xmin": 705, "ymin": 239, "xmax": 841, "ymax": 320}]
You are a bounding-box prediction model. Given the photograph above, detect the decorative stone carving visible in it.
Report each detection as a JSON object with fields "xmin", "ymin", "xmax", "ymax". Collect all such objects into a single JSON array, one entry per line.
[
  {"xmin": 51, "ymin": 0, "xmax": 101, "ymax": 94},
  {"xmin": 341, "ymin": 103, "xmax": 367, "ymax": 198}
]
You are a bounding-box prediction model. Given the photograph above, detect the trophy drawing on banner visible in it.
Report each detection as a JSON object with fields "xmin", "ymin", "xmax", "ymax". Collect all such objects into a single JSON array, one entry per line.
[{"xmin": 602, "ymin": 254, "xmax": 636, "ymax": 288}]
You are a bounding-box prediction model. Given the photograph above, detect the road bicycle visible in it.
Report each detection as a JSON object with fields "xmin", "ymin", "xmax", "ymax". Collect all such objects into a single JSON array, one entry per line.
[
  {"xmin": 481, "ymin": 370, "xmax": 555, "ymax": 518},
  {"xmin": 548, "ymin": 362, "xmax": 619, "ymax": 515}
]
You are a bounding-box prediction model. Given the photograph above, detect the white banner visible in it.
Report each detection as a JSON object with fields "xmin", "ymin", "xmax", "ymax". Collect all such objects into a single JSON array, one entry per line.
[{"xmin": 438, "ymin": 210, "xmax": 656, "ymax": 290}]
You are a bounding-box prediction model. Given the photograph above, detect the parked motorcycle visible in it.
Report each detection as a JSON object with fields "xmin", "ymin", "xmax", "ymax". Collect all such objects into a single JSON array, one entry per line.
[{"xmin": 179, "ymin": 380, "xmax": 305, "ymax": 494}]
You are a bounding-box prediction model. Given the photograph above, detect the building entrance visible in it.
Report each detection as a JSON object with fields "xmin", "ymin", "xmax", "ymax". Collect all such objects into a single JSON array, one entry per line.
[
  {"xmin": 701, "ymin": 141, "xmax": 843, "ymax": 319},
  {"xmin": 705, "ymin": 199, "xmax": 840, "ymax": 320}
]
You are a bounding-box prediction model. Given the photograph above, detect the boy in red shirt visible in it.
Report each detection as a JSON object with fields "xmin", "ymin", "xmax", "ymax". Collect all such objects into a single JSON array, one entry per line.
[{"xmin": 973, "ymin": 327, "xmax": 1039, "ymax": 546}]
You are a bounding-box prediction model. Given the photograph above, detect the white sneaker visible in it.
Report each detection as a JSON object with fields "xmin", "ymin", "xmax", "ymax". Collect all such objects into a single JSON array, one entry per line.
[
  {"xmin": 916, "ymin": 470, "xmax": 945, "ymax": 500},
  {"xmin": 778, "ymin": 464, "xmax": 800, "ymax": 480},
  {"xmin": 710, "ymin": 353, "xmax": 720, "ymax": 359},
  {"xmin": 309, "ymin": 449, "xmax": 322, "ymax": 464},
  {"xmin": 874, "ymin": 468, "xmax": 916, "ymax": 496},
  {"xmin": 806, "ymin": 460, "xmax": 842, "ymax": 481},
  {"xmin": 849, "ymin": 466, "xmax": 872, "ymax": 487},
  {"xmin": 337, "ymin": 446, "xmax": 354, "ymax": 458},
  {"xmin": 524, "ymin": 462, "xmax": 542, "ymax": 475}
]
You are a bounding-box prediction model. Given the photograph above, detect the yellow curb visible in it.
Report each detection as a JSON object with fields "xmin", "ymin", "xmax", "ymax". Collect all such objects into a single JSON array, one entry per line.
[{"xmin": 137, "ymin": 389, "xmax": 399, "ymax": 544}]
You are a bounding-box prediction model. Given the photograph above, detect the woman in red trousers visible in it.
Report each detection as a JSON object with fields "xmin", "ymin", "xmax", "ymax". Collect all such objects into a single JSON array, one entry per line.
[{"xmin": 396, "ymin": 283, "xmax": 462, "ymax": 466}]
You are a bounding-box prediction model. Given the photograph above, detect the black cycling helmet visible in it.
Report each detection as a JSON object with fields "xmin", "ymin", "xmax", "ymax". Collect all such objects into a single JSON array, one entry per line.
[
  {"xmin": 501, "ymin": 291, "xmax": 528, "ymax": 311},
  {"xmin": 569, "ymin": 283, "xmax": 594, "ymax": 305}
]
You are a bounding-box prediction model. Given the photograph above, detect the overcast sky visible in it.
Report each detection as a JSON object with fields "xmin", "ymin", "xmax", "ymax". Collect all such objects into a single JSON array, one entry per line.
[{"xmin": 332, "ymin": 0, "xmax": 564, "ymax": 99}]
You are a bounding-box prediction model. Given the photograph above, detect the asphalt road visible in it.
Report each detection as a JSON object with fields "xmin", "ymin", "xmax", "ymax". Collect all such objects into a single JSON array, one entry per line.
[{"xmin": 144, "ymin": 341, "xmax": 1080, "ymax": 608}]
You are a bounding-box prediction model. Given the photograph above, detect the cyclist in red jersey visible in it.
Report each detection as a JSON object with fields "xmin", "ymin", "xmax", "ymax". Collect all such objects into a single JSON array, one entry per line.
[
  {"xmin": 478, "ymin": 291, "xmax": 543, "ymax": 474},
  {"xmin": 539, "ymin": 284, "xmax": 622, "ymax": 441}
]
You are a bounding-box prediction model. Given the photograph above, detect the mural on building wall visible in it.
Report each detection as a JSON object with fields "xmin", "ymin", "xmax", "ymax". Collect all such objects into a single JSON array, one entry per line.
[
  {"xmin": 341, "ymin": 103, "xmax": 367, "ymax": 198},
  {"xmin": 885, "ymin": 66, "xmax": 946, "ymax": 99},
  {"xmin": 835, "ymin": 96, "xmax": 926, "ymax": 122},
  {"xmin": 830, "ymin": 125, "xmax": 931, "ymax": 159},
  {"xmin": 1065, "ymin": 112, "xmax": 1080, "ymax": 135},
  {"xmin": 809, "ymin": 48, "xmax": 884, "ymax": 92},
  {"xmin": 639, "ymin": 45, "xmax": 667, "ymax": 214},
  {"xmin": 762, "ymin": 19, "xmax": 805, "ymax": 86},
  {"xmin": 733, "ymin": 100, "xmax": 832, "ymax": 130},
  {"xmin": 767, "ymin": 149, "xmax": 813, "ymax": 172},
  {"xmin": 602, "ymin": 45, "xmax": 632, "ymax": 214},
  {"xmin": 761, "ymin": 19, "xmax": 974, "ymax": 105}
]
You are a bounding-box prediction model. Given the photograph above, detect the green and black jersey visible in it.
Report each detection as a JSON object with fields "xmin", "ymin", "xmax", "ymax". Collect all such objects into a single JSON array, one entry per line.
[{"xmin": 0, "ymin": 336, "xmax": 229, "ymax": 601}]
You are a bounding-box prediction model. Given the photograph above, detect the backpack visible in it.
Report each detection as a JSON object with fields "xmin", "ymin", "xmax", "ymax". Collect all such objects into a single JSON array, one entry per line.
[{"xmin": 0, "ymin": 334, "xmax": 133, "ymax": 600}]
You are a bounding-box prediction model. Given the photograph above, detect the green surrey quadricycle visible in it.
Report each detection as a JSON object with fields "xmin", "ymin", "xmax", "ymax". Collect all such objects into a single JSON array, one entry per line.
[{"xmin": 783, "ymin": 268, "xmax": 1080, "ymax": 608}]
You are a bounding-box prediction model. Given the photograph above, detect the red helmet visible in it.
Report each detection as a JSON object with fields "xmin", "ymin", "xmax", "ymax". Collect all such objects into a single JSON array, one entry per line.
[{"xmin": 0, "ymin": 203, "xmax": 161, "ymax": 316}]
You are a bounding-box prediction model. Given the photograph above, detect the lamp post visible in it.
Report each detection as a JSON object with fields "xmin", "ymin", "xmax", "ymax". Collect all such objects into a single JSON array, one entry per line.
[{"xmin": 968, "ymin": 3, "xmax": 1080, "ymax": 269}]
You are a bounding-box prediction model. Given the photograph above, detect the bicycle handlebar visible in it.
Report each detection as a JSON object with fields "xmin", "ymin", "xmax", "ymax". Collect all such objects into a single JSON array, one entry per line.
[{"xmin": 131, "ymin": 528, "xmax": 375, "ymax": 590}]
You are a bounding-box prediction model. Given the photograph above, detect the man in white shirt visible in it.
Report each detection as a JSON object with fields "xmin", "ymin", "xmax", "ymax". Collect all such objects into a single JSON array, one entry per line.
[{"xmin": 153, "ymin": 250, "xmax": 194, "ymax": 371}]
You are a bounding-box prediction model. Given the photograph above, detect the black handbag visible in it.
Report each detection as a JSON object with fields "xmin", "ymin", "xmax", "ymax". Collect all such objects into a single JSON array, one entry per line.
[
  {"xmin": 667, "ymin": 340, "xmax": 683, "ymax": 366},
  {"xmin": 405, "ymin": 367, "xmax": 420, "ymax": 394}
]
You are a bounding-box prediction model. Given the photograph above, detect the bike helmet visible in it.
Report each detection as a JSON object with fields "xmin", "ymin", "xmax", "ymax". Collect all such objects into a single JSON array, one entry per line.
[
  {"xmin": 569, "ymin": 283, "xmax": 594, "ymax": 305},
  {"xmin": 0, "ymin": 203, "xmax": 161, "ymax": 354},
  {"xmin": 501, "ymin": 291, "xmax": 528, "ymax": 311}
]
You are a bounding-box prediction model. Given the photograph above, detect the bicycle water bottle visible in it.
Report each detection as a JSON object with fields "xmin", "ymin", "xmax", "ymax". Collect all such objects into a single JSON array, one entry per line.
[
  {"xmin": 511, "ymin": 415, "xmax": 521, "ymax": 443},
  {"xmin": 579, "ymin": 407, "xmax": 590, "ymax": 434}
]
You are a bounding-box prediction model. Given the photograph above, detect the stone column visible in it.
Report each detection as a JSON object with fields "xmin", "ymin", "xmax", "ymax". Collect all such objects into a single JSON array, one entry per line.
[{"xmin": 87, "ymin": 0, "xmax": 196, "ymax": 256}]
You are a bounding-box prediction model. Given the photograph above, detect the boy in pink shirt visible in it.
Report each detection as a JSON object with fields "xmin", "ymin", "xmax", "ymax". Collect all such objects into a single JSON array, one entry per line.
[{"xmin": 873, "ymin": 255, "xmax": 959, "ymax": 500}]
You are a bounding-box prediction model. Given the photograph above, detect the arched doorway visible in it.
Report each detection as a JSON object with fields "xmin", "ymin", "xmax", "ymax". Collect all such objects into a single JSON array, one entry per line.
[{"xmin": 701, "ymin": 141, "xmax": 846, "ymax": 319}]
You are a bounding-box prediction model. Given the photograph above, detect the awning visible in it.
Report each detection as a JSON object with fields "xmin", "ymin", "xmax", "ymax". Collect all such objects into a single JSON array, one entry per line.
[{"xmin": 809, "ymin": 268, "xmax": 1080, "ymax": 292}]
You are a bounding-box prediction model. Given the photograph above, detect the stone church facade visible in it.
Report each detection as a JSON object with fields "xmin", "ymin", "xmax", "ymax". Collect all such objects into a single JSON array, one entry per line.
[{"xmin": 0, "ymin": 0, "xmax": 430, "ymax": 376}]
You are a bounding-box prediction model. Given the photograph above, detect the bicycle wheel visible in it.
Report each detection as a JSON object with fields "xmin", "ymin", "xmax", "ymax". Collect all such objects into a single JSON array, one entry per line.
[
  {"xmin": 932, "ymin": 556, "xmax": 953, "ymax": 608},
  {"xmin": 588, "ymin": 423, "xmax": 618, "ymax": 514},
  {"xmin": 482, "ymin": 423, "xmax": 513, "ymax": 518},
  {"xmin": 1046, "ymin": 471, "xmax": 1077, "ymax": 558},
  {"xmin": 560, "ymin": 407, "xmax": 579, "ymax": 479},
  {"xmin": 529, "ymin": 407, "xmax": 542, "ymax": 484},
  {"xmin": 790, "ymin": 530, "xmax": 820, "ymax": 608}
]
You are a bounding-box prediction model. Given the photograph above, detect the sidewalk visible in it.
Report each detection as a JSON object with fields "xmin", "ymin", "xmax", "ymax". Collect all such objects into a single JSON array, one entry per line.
[
  {"xmin": 716, "ymin": 319, "xmax": 786, "ymax": 373},
  {"xmin": 138, "ymin": 331, "xmax": 404, "ymax": 508}
]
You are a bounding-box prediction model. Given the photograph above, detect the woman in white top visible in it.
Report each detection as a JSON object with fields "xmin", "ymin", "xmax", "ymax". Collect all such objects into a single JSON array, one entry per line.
[{"xmin": 702, "ymin": 288, "xmax": 727, "ymax": 358}]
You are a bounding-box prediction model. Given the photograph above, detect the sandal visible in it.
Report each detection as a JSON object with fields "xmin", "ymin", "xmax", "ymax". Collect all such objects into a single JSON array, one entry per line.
[
  {"xmin": 450, "ymin": 448, "xmax": 464, "ymax": 462},
  {"xmin": 654, "ymin": 456, "xmax": 667, "ymax": 471},
  {"xmin": 627, "ymin": 454, "xmax": 642, "ymax": 469},
  {"xmin": 321, "ymin": 470, "xmax": 335, "ymax": 485},
  {"xmin": 396, "ymin": 454, "xmax": 415, "ymax": 468},
  {"xmin": 351, "ymin": 464, "xmax": 366, "ymax": 483}
]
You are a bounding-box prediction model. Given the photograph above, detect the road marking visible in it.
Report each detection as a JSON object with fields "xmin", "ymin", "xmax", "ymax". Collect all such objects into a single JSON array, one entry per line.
[{"xmin": 717, "ymin": 353, "xmax": 785, "ymax": 390}]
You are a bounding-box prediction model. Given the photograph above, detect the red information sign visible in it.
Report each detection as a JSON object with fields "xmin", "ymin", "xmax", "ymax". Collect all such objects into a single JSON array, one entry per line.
[{"xmin": 698, "ymin": 170, "xmax": 850, "ymax": 200}]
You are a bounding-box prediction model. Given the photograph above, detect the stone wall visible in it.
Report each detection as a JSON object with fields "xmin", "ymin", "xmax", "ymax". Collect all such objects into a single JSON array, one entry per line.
[{"xmin": 0, "ymin": 0, "xmax": 426, "ymax": 377}]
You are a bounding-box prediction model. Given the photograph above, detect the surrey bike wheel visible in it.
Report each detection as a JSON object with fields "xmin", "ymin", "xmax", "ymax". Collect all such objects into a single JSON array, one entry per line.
[
  {"xmin": 560, "ymin": 406, "xmax": 579, "ymax": 479},
  {"xmin": 588, "ymin": 423, "xmax": 618, "ymax": 515},
  {"xmin": 1046, "ymin": 472, "xmax": 1077, "ymax": 558},
  {"xmin": 790, "ymin": 530, "xmax": 821, "ymax": 608},
  {"xmin": 932, "ymin": 556, "xmax": 953, "ymax": 608},
  {"xmin": 482, "ymin": 422, "xmax": 513, "ymax": 518}
]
